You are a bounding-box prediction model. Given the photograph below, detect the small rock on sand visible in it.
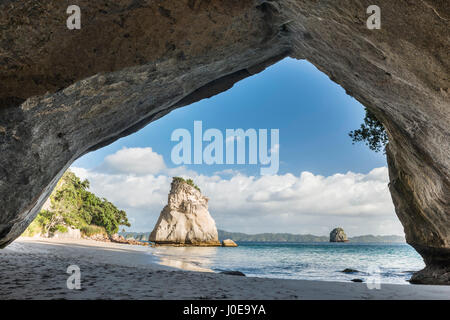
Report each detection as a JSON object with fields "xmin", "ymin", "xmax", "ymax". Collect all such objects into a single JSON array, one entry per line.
[{"xmin": 221, "ymin": 271, "xmax": 246, "ymax": 276}]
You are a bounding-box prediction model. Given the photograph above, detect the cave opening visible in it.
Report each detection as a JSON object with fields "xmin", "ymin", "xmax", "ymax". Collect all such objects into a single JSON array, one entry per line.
[
  {"xmin": 69, "ymin": 57, "xmax": 397, "ymax": 237},
  {"xmin": 17, "ymin": 57, "xmax": 422, "ymax": 284},
  {"xmin": 0, "ymin": 0, "xmax": 448, "ymax": 294},
  {"xmin": 66, "ymin": 57, "xmax": 402, "ymax": 237}
]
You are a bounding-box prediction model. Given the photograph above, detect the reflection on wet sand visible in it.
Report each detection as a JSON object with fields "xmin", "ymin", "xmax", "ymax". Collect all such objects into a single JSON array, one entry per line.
[{"xmin": 151, "ymin": 246, "xmax": 219, "ymax": 272}]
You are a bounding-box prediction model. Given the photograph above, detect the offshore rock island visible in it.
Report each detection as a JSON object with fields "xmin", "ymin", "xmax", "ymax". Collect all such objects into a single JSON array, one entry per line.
[
  {"xmin": 330, "ymin": 228, "xmax": 349, "ymax": 242},
  {"xmin": 149, "ymin": 177, "xmax": 221, "ymax": 246}
]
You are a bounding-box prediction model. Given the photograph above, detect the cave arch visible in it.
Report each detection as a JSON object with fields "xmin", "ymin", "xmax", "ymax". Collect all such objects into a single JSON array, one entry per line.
[{"xmin": 0, "ymin": 1, "xmax": 448, "ymax": 284}]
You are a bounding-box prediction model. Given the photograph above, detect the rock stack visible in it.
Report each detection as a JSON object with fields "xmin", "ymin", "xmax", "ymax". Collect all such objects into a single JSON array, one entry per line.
[
  {"xmin": 330, "ymin": 227, "xmax": 349, "ymax": 242},
  {"xmin": 149, "ymin": 178, "xmax": 221, "ymax": 246}
]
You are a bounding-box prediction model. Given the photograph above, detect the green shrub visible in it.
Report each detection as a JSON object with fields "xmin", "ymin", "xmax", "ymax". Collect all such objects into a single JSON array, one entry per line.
[
  {"xmin": 80, "ymin": 225, "xmax": 107, "ymax": 237},
  {"xmin": 173, "ymin": 177, "xmax": 201, "ymax": 192},
  {"xmin": 54, "ymin": 225, "xmax": 68, "ymax": 233},
  {"xmin": 173, "ymin": 176, "xmax": 186, "ymax": 183},
  {"xmin": 23, "ymin": 170, "xmax": 131, "ymax": 236},
  {"xmin": 21, "ymin": 219, "xmax": 43, "ymax": 237}
]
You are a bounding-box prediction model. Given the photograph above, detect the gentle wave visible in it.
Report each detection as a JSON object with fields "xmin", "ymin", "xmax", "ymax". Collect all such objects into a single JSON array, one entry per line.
[{"xmin": 149, "ymin": 242, "xmax": 425, "ymax": 284}]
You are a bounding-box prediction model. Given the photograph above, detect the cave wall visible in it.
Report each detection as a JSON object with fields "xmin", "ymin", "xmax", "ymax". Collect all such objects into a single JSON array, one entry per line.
[
  {"xmin": 279, "ymin": 0, "xmax": 450, "ymax": 284},
  {"xmin": 0, "ymin": 0, "xmax": 448, "ymax": 284}
]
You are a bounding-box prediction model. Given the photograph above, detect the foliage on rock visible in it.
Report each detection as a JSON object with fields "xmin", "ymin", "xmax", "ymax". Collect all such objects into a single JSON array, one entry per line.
[
  {"xmin": 173, "ymin": 176, "xmax": 201, "ymax": 192},
  {"xmin": 24, "ymin": 170, "xmax": 130, "ymax": 236},
  {"xmin": 349, "ymin": 108, "xmax": 388, "ymax": 153}
]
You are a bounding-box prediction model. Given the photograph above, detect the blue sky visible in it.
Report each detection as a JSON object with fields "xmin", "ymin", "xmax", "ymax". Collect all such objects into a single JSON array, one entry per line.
[
  {"xmin": 72, "ymin": 58, "xmax": 401, "ymax": 236},
  {"xmin": 74, "ymin": 58, "xmax": 386, "ymax": 176}
]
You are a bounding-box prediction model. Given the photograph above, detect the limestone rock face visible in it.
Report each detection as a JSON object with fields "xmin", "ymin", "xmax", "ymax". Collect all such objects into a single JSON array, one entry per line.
[
  {"xmin": 222, "ymin": 239, "xmax": 238, "ymax": 247},
  {"xmin": 149, "ymin": 180, "xmax": 220, "ymax": 246},
  {"xmin": 330, "ymin": 228, "xmax": 348, "ymax": 242},
  {"xmin": 0, "ymin": 0, "xmax": 448, "ymax": 283}
]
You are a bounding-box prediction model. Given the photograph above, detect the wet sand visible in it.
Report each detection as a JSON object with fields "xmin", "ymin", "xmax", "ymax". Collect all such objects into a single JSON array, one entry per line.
[{"xmin": 0, "ymin": 238, "xmax": 449, "ymax": 300}]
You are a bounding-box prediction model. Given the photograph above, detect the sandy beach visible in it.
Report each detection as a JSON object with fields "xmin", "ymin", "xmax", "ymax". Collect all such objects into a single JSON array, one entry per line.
[{"xmin": 0, "ymin": 238, "xmax": 449, "ymax": 300}]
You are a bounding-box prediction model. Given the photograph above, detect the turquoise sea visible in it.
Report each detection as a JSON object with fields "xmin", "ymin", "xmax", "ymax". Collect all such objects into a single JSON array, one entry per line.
[{"xmin": 150, "ymin": 242, "xmax": 425, "ymax": 284}]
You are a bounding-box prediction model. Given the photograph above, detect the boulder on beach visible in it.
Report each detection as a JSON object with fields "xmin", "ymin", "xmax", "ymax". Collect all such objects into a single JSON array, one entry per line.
[
  {"xmin": 220, "ymin": 271, "xmax": 246, "ymax": 276},
  {"xmin": 110, "ymin": 233, "xmax": 126, "ymax": 242},
  {"xmin": 222, "ymin": 239, "xmax": 238, "ymax": 247},
  {"xmin": 149, "ymin": 177, "xmax": 221, "ymax": 246},
  {"xmin": 330, "ymin": 227, "xmax": 348, "ymax": 242}
]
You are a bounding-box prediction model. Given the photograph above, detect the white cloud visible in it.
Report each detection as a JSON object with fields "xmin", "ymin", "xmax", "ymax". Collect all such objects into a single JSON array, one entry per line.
[
  {"xmin": 97, "ymin": 147, "xmax": 166, "ymax": 175},
  {"xmin": 71, "ymin": 147, "xmax": 403, "ymax": 236},
  {"xmin": 213, "ymin": 169, "xmax": 242, "ymax": 176}
]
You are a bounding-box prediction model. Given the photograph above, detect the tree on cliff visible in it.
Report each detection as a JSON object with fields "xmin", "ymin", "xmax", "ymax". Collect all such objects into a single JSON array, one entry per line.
[
  {"xmin": 349, "ymin": 108, "xmax": 388, "ymax": 153},
  {"xmin": 25, "ymin": 171, "xmax": 130, "ymax": 236}
]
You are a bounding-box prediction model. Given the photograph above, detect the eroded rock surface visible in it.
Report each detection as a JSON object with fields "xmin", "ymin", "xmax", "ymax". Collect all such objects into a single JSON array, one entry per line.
[
  {"xmin": 0, "ymin": 0, "xmax": 449, "ymax": 283},
  {"xmin": 149, "ymin": 179, "xmax": 220, "ymax": 246}
]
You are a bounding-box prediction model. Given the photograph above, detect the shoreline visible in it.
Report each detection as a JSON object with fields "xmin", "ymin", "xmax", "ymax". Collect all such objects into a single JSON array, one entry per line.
[{"xmin": 0, "ymin": 238, "xmax": 449, "ymax": 300}]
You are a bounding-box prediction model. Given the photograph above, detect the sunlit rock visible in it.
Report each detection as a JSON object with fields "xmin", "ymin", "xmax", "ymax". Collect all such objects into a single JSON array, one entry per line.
[
  {"xmin": 149, "ymin": 178, "xmax": 220, "ymax": 246},
  {"xmin": 222, "ymin": 239, "xmax": 238, "ymax": 247}
]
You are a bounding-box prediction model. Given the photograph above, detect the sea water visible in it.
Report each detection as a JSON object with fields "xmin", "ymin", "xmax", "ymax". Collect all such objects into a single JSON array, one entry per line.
[{"xmin": 149, "ymin": 242, "xmax": 425, "ymax": 284}]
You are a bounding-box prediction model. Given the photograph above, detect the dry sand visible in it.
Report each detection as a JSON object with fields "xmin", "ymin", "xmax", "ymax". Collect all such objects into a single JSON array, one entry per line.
[{"xmin": 0, "ymin": 237, "xmax": 449, "ymax": 300}]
